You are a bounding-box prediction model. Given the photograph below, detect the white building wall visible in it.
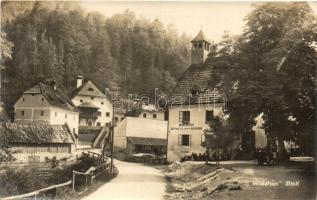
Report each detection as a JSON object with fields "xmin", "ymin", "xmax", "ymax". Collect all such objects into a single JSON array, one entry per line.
[
  {"xmin": 126, "ymin": 117, "xmax": 167, "ymax": 139},
  {"xmin": 49, "ymin": 107, "xmax": 79, "ymax": 135},
  {"xmin": 113, "ymin": 117, "xmax": 168, "ymax": 152},
  {"xmin": 113, "ymin": 118, "xmax": 128, "ymax": 150},
  {"xmin": 167, "ymin": 103, "xmax": 224, "ymax": 162},
  {"xmin": 138, "ymin": 110, "xmax": 165, "ymax": 121},
  {"xmin": 72, "ymin": 95, "xmax": 113, "ymax": 127}
]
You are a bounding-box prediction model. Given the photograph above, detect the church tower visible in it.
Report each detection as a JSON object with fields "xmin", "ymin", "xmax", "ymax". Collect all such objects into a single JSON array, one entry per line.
[{"xmin": 191, "ymin": 30, "xmax": 210, "ymax": 65}]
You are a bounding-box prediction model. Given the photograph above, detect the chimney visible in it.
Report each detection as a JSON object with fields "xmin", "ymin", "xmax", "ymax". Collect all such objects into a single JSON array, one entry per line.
[
  {"xmin": 105, "ymin": 88, "xmax": 109, "ymax": 96},
  {"xmin": 77, "ymin": 76, "xmax": 83, "ymax": 88}
]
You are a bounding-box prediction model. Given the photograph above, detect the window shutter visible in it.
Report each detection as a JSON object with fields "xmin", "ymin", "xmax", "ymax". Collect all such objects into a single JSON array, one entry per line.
[
  {"xmin": 187, "ymin": 111, "xmax": 190, "ymax": 122},
  {"xmin": 178, "ymin": 134, "xmax": 182, "ymax": 146},
  {"xmin": 189, "ymin": 135, "xmax": 192, "ymax": 146},
  {"xmin": 179, "ymin": 111, "xmax": 183, "ymax": 122}
]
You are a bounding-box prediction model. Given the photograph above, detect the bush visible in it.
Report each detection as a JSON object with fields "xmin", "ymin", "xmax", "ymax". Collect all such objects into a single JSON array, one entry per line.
[{"xmin": 0, "ymin": 167, "xmax": 48, "ymax": 197}]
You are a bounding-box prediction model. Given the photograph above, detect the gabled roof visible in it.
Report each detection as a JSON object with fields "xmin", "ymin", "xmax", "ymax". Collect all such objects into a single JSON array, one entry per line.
[
  {"xmin": 173, "ymin": 64, "xmax": 213, "ymax": 94},
  {"xmin": 0, "ymin": 123, "xmax": 75, "ymax": 144},
  {"xmin": 23, "ymin": 80, "xmax": 78, "ymax": 112},
  {"xmin": 169, "ymin": 63, "xmax": 225, "ymax": 105},
  {"xmin": 191, "ymin": 30, "xmax": 210, "ymax": 44},
  {"xmin": 71, "ymin": 80, "xmax": 107, "ymax": 99}
]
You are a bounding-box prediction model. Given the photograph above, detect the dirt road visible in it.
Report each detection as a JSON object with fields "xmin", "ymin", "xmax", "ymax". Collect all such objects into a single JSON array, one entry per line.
[{"xmin": 84, "ymin": 160, "xmax": 166, "ymax": 200}]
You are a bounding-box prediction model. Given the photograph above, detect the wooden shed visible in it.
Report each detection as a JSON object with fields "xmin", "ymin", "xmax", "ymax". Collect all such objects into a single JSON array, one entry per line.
[{"xmin": 0, "ymin": 123, "xmax": 75, "ymax": 154}]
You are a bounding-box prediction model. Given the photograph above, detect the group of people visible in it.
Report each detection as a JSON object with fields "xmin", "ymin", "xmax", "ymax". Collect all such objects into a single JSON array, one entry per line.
[
  {"xmin": 181, "ymin": 151, "xmax": 231, "ymax": 163},
  {"xmin": 256, "ymin": 148, "xmax": 278, "ymax": 165}
]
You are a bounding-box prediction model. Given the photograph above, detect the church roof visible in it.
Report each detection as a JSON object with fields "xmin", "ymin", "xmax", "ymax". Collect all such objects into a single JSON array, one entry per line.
[
  {"xmin": 191, "ymin": 30, "xmax": 210, "ymax": 44},
  {"xmin": 170, "ymin": 63, "xmax": 225, "ymax": 105},
  {"xmin": 23, "ymin": 80, "xmax": 78, "ymax": 112}
]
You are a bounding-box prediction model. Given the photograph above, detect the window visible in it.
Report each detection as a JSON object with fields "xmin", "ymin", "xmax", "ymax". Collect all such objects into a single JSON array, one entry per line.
[
  {"xmin": 206, "ymin": 110, "xmax": 214, "ymax": 123},
  {"xmin": 88, "ymin": 121, "xmax": 92, "ymax": 126},
  {"xmin": 143, "ymin": 113, "xmax": 147, "ymax": 118},
  {"xmin": 115, "ymin": 117, "xmax": 118, "ymax": 122},
  {"xmin": 199, "ymin": 43, "xmax": 202, "ymax": 48},
  {"xmin": 21, "ymin": 111, "xmax": 25, "ymax": 116},
  {"xmin": 41, "ymin": 98, "xmax": 44, "ymax": 101},
  {"xmin": 97, "ymin": 111, "xmax": 102, "ymax": 117},
  {"xmin": 106, "ymin": 112, "xmax": 110, "ymax": 117},
  {"xmin": 178, "ymin": 134, "xmax": 191, "ymax": 146},
  {"xmin": 55, "ymin": 112, "xmax": 57, "ymax": 117},
  {"xmin": 88, "ymin": 87, "xmax": 94, "ymax": 91},
  {"xmin": 201, "ymin": 134, "xmax": 206, "ymax": 144},
  {"xmin": 179, "ymin": 111, "xmax": 190, "ymax": 125},
  {"xmin": 97, "ymin": 122, "xmax": 101, "ymax": 126},
  {"xmin": 121, "ymin": 117, "xmax": 124, "ymax": 121},
  {"xmin": 101, "ymin": 102, "xmax": 104, "ymax": 105},
  {"xmin": 106, "ymin": 123, "xmax": 110, "ymax": 127},
  {"xmin": 65, "ymin": 114, "xmax": 67, "ymax": 119},
  {"xmin": 22, "ymin": 98, "xmax": 25, "ymax": 102},
  {"xmin": 73, "ymin": 128, "xmax": 76, "ymax": 134},
  {"xmin": 80, "ymin": 99, "xmax": 83, "ymax": 103},
  {"xmin": 40, "ymin": 111, "xmax": 44, "ymax": 116},
  {"xmin": 153, "ymin": 114, "xmax": 157, "ymax": 119},
  {"xmin": 91, "ymin": 97, "xmax": 94, "ymax": 100}
]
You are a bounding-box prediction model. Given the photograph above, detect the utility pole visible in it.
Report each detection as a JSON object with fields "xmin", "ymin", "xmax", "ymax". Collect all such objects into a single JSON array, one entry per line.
[{"xmin": 110, "ymin": 91, "xmax": 115, "ymax": 173}]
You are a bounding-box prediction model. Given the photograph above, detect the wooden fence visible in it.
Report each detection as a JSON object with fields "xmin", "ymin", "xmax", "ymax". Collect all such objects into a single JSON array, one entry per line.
[{"xmin": 1, "ymin": 151, "xmax": 111, "ymax": 200}]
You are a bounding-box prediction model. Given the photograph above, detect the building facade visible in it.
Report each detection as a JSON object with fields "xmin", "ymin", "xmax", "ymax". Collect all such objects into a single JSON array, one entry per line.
[
  {"xmin": 14, "ymin": 80, "xmax": 79, "ymax": 135},
  {"xmin": 167, "ymin": 102, "xmax": 225, "ymax": 162},
  {"xmin": 114, "ymin": 117, "xmax": 168, "ymax": 155},
  {"xmin": 71, "ymin": 76, "xmax": 113, "ymax": 127},
  {"xmin": 167, "ymin": 30, "xmax": 227, "ymax": 162},
  {"xmin": 0, "ymin": 123, "xmax": 75, "ymax": 162},
  {"xmin": 138, "ymin": 104, "xmax": 166, "ymax": 121}
]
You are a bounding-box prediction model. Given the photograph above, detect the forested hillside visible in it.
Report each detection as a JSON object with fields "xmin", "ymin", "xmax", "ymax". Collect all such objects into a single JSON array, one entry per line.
[{"xmin": 1, "ymin": 1, "xmax": 190, "ymax": 109}]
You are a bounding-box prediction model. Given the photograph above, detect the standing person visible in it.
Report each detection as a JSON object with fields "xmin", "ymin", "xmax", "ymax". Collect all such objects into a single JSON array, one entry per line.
[
  {"xmin": 272, "ymin": 149, "xmax": 278, "ymax": 165},
  {"xmin": 257, "ymin": 149, "xmax": 262, "ymax": 165}
]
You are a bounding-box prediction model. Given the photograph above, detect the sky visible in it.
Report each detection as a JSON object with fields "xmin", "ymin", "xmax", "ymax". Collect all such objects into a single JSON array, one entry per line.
[{"xmin": 81, "ymin": 1, "xmax": 317, "ymax": 42}]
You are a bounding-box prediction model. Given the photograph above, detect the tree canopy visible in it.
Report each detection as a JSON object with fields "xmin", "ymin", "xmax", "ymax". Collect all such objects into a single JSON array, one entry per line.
[
  {"xmin": 207, "ymin": 2, "xmax": 317, "ymax": 156},
  {"xmin": 1, "ymin": 2, "xmax": 190, "ymax": 109}
]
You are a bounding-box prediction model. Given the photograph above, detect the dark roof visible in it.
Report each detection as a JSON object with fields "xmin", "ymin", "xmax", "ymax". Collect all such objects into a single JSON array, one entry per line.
[
  {"xmin": 169, "ymin": 63, "xmax": 225, "ymax": 105},
  {"xmin": 173, "ymin": 64, "xmax": 213, "ymax": 94},
  {"xmin": 191, "ymin": 30, "xmax": 210, "ymax": 44},
  {"xmin": 78, "ymin": 102, "xmax": 99, "ymax": 109},
  {"xmin": 127, "ymin": 137, "xmax": 167, "ymax": 146},
  {"xmin": 23, "ymin": 81, "xmax": 78, "ymax": 112},
  {"xmin": 0, "ymin": 123, "xmax": 75, "ymax": 144},
  {"xmin": 70, "ymin": 80, "xmax": 108, "ymax": 99}
]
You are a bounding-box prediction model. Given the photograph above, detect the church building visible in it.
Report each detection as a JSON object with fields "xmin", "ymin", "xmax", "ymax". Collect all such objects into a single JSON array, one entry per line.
[{"xmin": 167, "ymin": 30, "xmax": 227, "ymax": 162}]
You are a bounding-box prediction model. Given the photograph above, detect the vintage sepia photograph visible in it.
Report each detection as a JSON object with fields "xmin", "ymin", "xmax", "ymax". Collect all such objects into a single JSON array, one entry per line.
[{"xmin": 0, "ymin": 1, "xmax": 316, "ymax": 199}]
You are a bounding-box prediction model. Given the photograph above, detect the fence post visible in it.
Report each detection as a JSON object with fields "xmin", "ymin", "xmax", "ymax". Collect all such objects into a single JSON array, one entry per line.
[{"xmin": 72, "ymin": 171, "xmax": 75, "ymax": 192}]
